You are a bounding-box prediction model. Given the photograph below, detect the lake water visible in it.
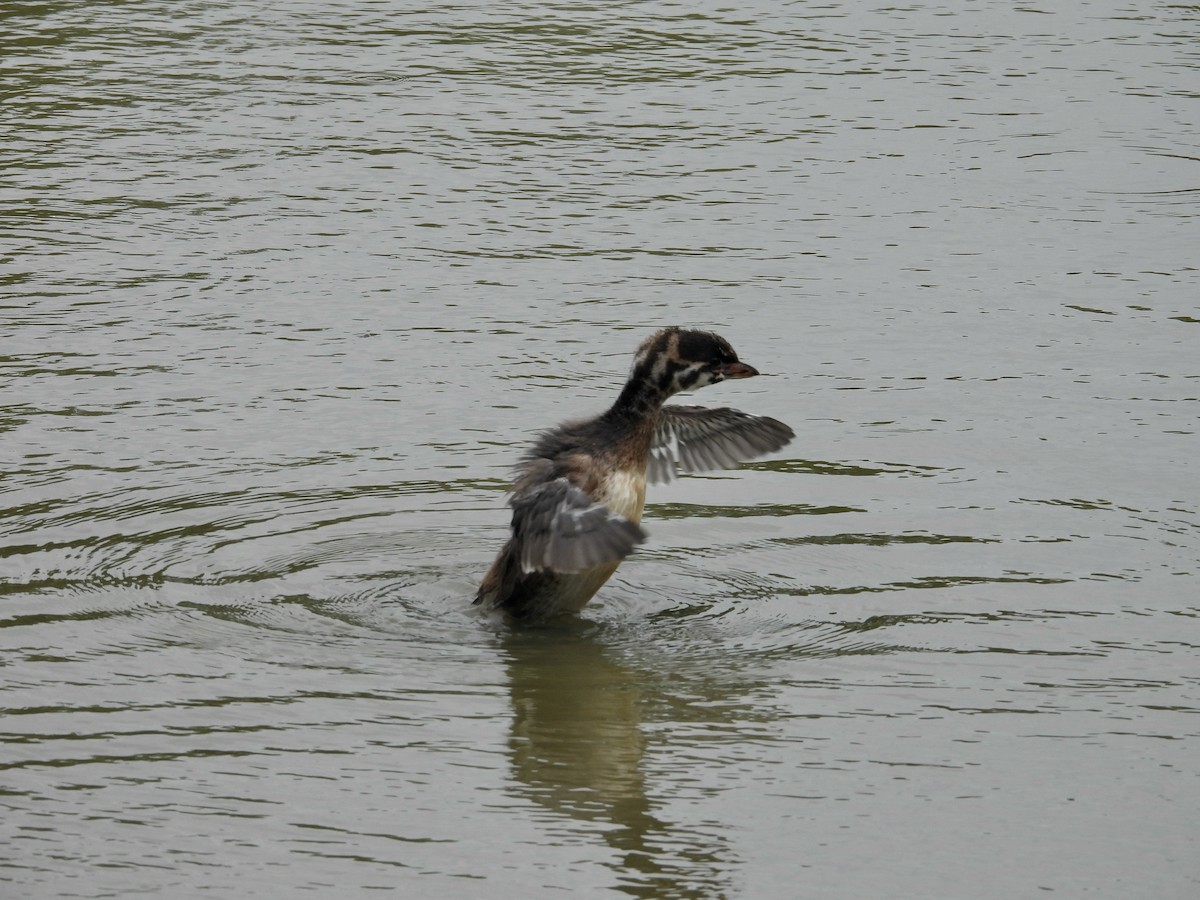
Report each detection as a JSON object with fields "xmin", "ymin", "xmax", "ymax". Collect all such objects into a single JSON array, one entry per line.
[{"xmin": 3, "ymin": 1, "xmax": 1198, "ymax": 897}]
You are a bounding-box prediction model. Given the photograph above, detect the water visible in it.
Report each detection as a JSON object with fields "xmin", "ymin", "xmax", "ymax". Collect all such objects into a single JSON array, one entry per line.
[{"xmin": 3, "ymin": 1, "xmax": 1198, "ymax": 897}]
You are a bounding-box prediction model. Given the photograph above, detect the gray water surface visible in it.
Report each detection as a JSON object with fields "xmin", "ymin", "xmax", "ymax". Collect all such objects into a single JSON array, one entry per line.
[{"xmin": 3, "ymin": 2, "xmax": 1198, "ymax": 897}]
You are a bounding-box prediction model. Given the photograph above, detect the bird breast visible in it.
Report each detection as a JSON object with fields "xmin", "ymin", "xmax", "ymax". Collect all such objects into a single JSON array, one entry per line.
[{"xmin": 598, "ymin": 467, "xmax": 647, "ymax": 524}]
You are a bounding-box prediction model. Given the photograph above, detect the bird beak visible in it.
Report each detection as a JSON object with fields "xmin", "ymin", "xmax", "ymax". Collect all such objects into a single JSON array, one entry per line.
[{"xmin": 720, "ymin": 362, "xmax": 759, "ymax": 379}]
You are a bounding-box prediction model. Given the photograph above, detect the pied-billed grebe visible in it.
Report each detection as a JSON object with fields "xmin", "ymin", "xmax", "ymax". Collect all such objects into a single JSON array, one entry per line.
[{"xmin": 475, "ymin": 327, "xmax": 795, "ymax": 621}]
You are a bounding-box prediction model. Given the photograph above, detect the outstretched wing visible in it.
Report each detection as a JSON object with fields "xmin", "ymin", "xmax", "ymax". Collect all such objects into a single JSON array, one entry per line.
[
  {"xmin": 509, "ymin": 477, "xmax": 646, "ymax": 574},
  {"xmin": 649, "ymin": 405, "xmax": 794, "ymax": 484}
]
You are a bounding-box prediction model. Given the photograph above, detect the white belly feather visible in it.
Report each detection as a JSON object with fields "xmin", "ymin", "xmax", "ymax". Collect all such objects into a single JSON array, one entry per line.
[
  {"xmin": 599, "ymin": 468, "xmax": 647, "ymax": 524},
  {"xmin": 527, "ymin": 468, "xmax": 646, "ymax": 615}
]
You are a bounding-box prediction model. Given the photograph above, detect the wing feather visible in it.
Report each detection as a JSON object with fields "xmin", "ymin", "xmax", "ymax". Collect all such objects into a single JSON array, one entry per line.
[
  {"xmin": 510, "ymin": 477, "xmax": 645, "ymax": 574},
  {"xmin": 650, "ymin": 405, "xmax": 794, "ymax": 484}
]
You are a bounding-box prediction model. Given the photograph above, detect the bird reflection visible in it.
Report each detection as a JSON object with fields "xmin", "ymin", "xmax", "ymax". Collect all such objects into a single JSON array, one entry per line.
[{"xmin": 500, "ymin": 624, "xmax": 735, "ymax": 898}]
